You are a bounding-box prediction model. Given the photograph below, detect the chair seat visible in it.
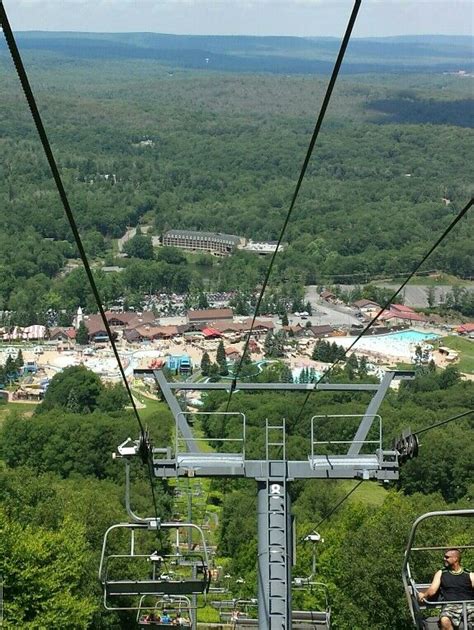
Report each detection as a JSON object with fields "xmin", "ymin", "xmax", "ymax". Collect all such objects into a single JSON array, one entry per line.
[{"xmin": 106, "ymin": 579, "xmax": 206, "ymax": 596}]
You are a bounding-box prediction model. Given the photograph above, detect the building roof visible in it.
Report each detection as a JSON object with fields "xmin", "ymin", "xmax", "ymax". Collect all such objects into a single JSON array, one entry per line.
[
  {"xmin": 240, "ymin": 318, "xmax": 274, "ymax": 331},
  {"xmin": 308, "ymin": 325, "xmax": 334, "ymax": 336},
  {"xmin": 457, "ymin": 322, "xmax": 474, "ymax": 333},
  {"xmin": 352, "ymin": 299, "xmax": 381, "ymax": 309},
  {"xmin": 320, "ymin": 290, "xmax": 336, "ymax": 299},
  {"xmin": 225, "ymin": 346, "xmax": 240, "ymax": 356},
  {"xmin": 188, "ymin": 308, "xmax": 234, "ymax": 322},
  {"xmin": 164, "ymin": 229, "xmax": 241, "ymax": 246},
  {"xmin": 390, "ymin": 303, "xmax": 415, "ymax": 314},
  {"xmin": 202, "ymin": 327, "xmax": 222, "ymax": 338},
  {"xmin": 49, "ymin": 327, "xmax": 76, "ymax": 340},
  {"xmin": 134, "ymin": 325, "xmax": 180, "ymax": 339},
  {"xmin": 379, "ymin": 309, "xmax": 426, "ymax": 322},
  {"xmin": 85, "ymin": 311, "xmax": 155, "ymax": 333}
]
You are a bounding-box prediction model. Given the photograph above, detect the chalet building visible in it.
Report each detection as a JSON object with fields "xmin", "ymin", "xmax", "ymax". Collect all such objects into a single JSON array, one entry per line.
[
  {"xmin": 320, "ymin": 290, "xmax": 336, "ymax": 302},
  {"xmin": 49, "ymin": 327, "xmax": 76, "ymax": 342},
  {"xmin": 84, "ymin": 311, "xmax": 156, "ymax": 343},
  {"xmin": 456, "ymin": 322, "xmax": 474, "ymax": 335},
  {"xmin": 379, "ymin": 304, "xmax": 427, "ymax": 325},
  {"xmin": 187, "ymin": 308, "xmax": 234, "ymax": 324},
  {"xmin": 306, "ymin": 325, "xmax": 335, "ymax": 338},
  {"xmin": 352, "ymin": 298, "xmax": 381, "ymax": 313},
  {"xmin": 225, "ymin": 347, "xmax": 241, "ymax": 361},
  {"xmin": 163, "ymin": 229, "xmax": 243, "ymax": 257}
]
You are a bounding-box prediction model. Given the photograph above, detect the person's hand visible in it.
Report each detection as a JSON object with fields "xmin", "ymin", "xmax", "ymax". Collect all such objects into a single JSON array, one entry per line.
[{"xmin": 417, "ymin": 592, "xmax": 425, "ymax": 603}]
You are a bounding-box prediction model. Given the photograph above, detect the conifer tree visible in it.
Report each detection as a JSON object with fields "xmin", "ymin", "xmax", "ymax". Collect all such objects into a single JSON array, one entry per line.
[
  {"xmin": 76, "ymin": 321, "xmax": 89, "ymax": 346},
  {"xmin": 201, "ymin": 351, "xmax": 211, "ymax": 376},
  {"xmin": 216, "ymin": 340, "xmax": 228, "ymax": 376}
]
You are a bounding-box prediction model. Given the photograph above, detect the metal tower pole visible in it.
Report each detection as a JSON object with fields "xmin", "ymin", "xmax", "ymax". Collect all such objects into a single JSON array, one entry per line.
[{"xmin": 257, "ymin": 481, "xmax": 270, "ymax": 628}]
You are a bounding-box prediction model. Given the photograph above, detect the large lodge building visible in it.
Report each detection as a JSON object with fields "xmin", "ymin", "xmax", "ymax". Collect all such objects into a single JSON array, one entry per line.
[{"xmin": 162, "ymin": 229, "xmax": 244, "ymax": 257}]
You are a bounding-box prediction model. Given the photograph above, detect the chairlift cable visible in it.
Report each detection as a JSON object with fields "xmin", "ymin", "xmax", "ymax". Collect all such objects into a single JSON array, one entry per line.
[
  {"xmin": 224, "ymin": 0, "xmax": 362, "ymax": 411},
  {"xmin": 299, "ymin": 410, "xmax": 473, "ymax": 543},
  {"xmin": 299, "ymin": 479, "xmax": 363, "ymax": 545},
  {"xmin": 0, "ymin": 2, "xmax": 161, "ymax": 521},
  {"xmin": 295, "ymin": 196, "xmax": 474, "ymax": 421},
  {"xmin": 413, "ymin": 409, "xmax": 473, "ymax": 436}
]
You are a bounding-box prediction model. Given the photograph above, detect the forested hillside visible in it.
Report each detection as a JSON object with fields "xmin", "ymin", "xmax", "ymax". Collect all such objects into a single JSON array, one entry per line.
[
  {"xmin": 4, "ymin": 32, "xmax": 474, "ymax": 73},
  {"xmin": 0, "ymin": 33, "xmax": 473, "ymax": 628},
  {"xmin": 0, "ymin": 39, "xmax": 472, "ymax": 321},
  {"xmin": 1, "ymin": 363, "xmax": 472, "ymax": 628}
]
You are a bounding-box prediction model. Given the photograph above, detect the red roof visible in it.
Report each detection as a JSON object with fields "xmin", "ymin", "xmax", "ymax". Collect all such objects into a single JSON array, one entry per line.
[
  {"xmin": 202, "ymin": 327, "xmax": 222, "ymax": 338},
  {"xmin": 390, "ymin": 303, "xmax": 415, "ymax": 314},
  {"xmin": 457, "ymin": 323, "xmax": 474, "ymax": 333},
  {"xmin": 380, "ymin": 309, "xmax": 426, "ymax": 322}
]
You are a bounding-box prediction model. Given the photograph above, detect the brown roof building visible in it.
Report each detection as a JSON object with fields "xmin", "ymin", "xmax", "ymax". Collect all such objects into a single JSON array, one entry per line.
[{"xmin": 187, "ymin": 308, "xmax": 234, "ymax": 324}]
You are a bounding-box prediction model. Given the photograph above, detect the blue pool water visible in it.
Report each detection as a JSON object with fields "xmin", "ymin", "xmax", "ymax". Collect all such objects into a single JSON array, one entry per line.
[{"xmin": 381, "ymin": 330, "xmax": 440, "ymax": 343}]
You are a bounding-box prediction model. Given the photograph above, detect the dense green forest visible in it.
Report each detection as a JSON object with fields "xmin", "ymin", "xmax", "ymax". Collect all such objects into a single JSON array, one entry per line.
[
  {"xmin": 1, "ymin": 363, "xmax": 473, "ymax": 628},
  {"xmin": 0, "ymin": 37, "xmax": 473, "ymax": 321}
]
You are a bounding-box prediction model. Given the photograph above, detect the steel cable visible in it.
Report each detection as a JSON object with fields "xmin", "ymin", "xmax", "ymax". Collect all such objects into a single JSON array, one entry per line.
[
  {"xmin": 0, "ymin": 1, "xmax": 161, "ymax": 519},
  {"xmin": 225, "ymin": 0, "xmax": 362, "ymax": 411}
]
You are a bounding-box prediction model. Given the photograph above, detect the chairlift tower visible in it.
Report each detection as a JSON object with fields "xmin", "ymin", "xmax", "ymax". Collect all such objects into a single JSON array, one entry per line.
[{"xmin": 127, "ymin": 368, "xmax": 413, "ymax": 629}]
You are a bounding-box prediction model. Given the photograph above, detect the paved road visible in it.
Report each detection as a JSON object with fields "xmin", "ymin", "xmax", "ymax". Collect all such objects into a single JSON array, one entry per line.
[
  {"xmin": 337, "ymin": 284, "xmax": 474, "ymax": 308},
  {"xmin": 303, "ymin": 286, "xmax": 361, "ymax": 328},
  {"xmin": 117, "ymin": 225, "xmax": 152, "ymax": 252}
]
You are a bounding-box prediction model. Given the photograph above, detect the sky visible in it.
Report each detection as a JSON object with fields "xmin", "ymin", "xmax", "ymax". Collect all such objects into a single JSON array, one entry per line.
[{"xmin": 4, "ymin": 0, "xmax": 473, "ymax": 38}]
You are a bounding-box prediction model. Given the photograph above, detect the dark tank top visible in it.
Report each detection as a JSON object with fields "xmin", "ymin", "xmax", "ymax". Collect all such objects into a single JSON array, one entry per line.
[{"xmin": 440, "ymin": 568, "xmax": 473, "ymax": 602}]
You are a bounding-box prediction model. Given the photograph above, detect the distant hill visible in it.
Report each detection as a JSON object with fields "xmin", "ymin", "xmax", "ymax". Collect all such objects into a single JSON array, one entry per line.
[{"xmin": 1, "ymin": 32, "xmax": 472, "ymax": 75}]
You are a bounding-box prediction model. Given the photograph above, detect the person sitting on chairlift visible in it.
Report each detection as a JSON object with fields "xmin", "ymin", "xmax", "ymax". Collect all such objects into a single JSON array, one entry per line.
[
  {"xmin": 161, "ymin": 611, "xmax": 172, "ymax": 624},
  {"xmin": 418, "ymin": 548, "xmax": 474, "ymax": 629}
]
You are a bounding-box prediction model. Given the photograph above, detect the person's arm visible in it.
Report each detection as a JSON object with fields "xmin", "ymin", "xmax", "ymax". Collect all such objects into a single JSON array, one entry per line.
[
  {"xmin": 470, "ymin": 572, "xmax": 474, "ymax": 591},
  {"xmin": 418, "ymin": 570, "xmax": 442, "ymax": 602}
]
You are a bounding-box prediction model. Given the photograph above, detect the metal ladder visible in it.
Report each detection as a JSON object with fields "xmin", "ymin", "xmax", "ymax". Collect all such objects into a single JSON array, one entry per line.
[{"xmin": 266, "ymin": 419, "xmax": 289, "ymax": 629}]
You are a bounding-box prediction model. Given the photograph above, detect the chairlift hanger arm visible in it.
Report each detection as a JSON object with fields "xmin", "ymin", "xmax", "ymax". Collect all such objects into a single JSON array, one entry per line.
[
  {"xmin": 152, "ymin": 369, "xmax": 200, "ymax": 454},
  {"xmin": 348, "ymin": 370, "xmax": 414, "ymax": 455}
]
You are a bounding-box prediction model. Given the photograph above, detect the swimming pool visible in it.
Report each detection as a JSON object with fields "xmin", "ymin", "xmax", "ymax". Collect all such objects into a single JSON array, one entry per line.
[
  {"xmin": 333, "ymin": 329, "xmax": 440, "ymax": 359},
  {"xmin": 381, "ymin": 330, "xmax": 440, "ymax": 343}
]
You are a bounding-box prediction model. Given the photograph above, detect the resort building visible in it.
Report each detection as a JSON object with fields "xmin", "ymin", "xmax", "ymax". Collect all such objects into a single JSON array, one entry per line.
[{"xmin": 162, "ymin": 229, "xmax": 243, "ymax": 257}]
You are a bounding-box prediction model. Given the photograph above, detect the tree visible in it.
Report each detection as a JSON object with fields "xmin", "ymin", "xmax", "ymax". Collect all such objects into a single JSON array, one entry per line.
[
  {"xmin": 201, "ymin": 351, "xmax": 211, "ymax": 376},
  {"xmin": 76, "ymin": 320, "xmax": 89, "ymax": 346},
  {"xmin": 344, "ymin": 353, "xmax": 359, "ymax": 380},
  {"xmin": 2, "ymin": 509, "xmax": 96, "ymax": 629},
  {"xmin": 216, "ymin": 340, "xmax": 229, "ymax": 376},
  {"xmin": 38, "ymin": 366, "xmax": 103, "ymax": 414},
  {"xmin": 281, "ymin": 312, "xmax": 289, "ymax": 326},
  {"xmin": 123, "ymin": 230, "xmax": 154, "ymax": 260},
  {"xmin": 97, "ymin": 383, "xmax": 128, "ymax": 413},
  {"xmin": 426, "ymin": 286, "xmax": 436, "ymax": 308},
  {"xmin": 198, "ymin": 292, "xmax": 209, "ymax": 309},
  {"xmin": 208, "ymin": 362, "xmax": 220, "ymax": 381},
  {"xmin": 414, "ymin": 344, "xmax": 423, "ymax": 365},
  {"xmin": 15, "ymin": 349, "xmax": 24, "ymax": 370}
]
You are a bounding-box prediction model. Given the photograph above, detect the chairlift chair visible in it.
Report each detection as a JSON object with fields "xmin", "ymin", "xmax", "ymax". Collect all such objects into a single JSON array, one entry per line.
[
  {"xmin": 402, "ymin": 509, "xmax": 474, "ymax": 629},
  {"xmin": 99, "ymin": 521, "xmax": 211, "ymax": 610},
  {"xmin": 136, "ymin": 595, "xmax": 193, "ymax": 628},
  {"xmin": 292, "ymin": 579, "xmax": 331, "ymax": 629},
  {"xmin": 231, "ymin": 598, "xmax": 259, "ymax": 628}
]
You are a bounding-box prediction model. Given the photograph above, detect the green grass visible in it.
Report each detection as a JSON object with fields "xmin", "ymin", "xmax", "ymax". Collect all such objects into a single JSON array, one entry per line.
[
  {"xmin": 340, "ymin": 480, "xmax": 388, "ymax": 507},
  {"xmin": 0, "ymin": 401, "xmax": 38, "ymax": 427},
  {"xmin": 395, "ymin": 362, "xmax": 415, "ymax": 371},
  {"xmin": 440, "ymin": 336, "xmax": 474, "ymax": 374},
  {"xmin": 383, "ymin": 273, "xmax": 474, "ymax": 287},
  {"xmin": 130, "ymin": 389, "xmax": 170, "ymax": 422}
]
